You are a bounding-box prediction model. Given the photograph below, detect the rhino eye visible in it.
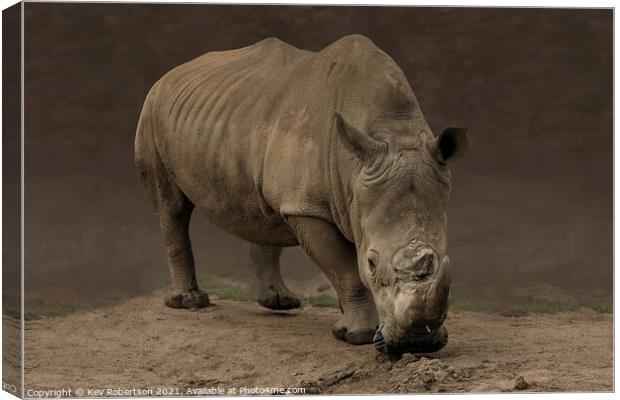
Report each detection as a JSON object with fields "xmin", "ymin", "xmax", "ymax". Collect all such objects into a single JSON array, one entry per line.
[{"xmin": 367, "ymin": 251, "xmax": 379, "ymax": 275}]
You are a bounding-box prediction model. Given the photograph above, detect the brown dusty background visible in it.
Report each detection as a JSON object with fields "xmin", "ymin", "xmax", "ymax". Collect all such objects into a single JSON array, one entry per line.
[{"xmin": 12, "ymin": 4, "xmax": 612, "ymax": 310}]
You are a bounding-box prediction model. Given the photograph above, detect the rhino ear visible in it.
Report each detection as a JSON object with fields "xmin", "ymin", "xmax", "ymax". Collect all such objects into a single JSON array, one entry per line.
[
  {"xmin": 334, "ymin": 112, "xmax": 383, "ymax": 160},
  {"xmin": 433, "ymin": 127, "xmax": 468, "ymax": 163}
]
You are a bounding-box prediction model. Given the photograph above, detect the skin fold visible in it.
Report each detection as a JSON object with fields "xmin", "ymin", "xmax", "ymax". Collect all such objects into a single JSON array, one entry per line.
[{"xmin": 135, "ymin": 34, "xmax": 467, "ymax": 355}]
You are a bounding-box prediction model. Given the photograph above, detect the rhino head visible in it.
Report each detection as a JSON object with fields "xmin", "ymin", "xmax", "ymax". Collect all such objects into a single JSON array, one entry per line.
[{"xmin": 335, "ymin": 113, "xmax": 468, "ymax": 356}]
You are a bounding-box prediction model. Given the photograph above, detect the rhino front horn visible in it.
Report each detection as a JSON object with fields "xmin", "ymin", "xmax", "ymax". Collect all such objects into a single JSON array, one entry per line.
[{"xmin": 427, "ymin": 255, "xmax": 452, "ymax": 317}]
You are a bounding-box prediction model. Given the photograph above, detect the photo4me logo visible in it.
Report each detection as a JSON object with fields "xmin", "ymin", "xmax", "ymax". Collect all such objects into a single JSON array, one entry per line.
[{"xmin": 238, "ymin": 386, "xmax": 306, "ymax": 395}]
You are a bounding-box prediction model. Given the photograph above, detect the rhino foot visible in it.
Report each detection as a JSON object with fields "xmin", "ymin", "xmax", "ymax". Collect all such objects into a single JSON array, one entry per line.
[
  {"xmin": 165, "ymin": 289, "xmax": 211, "ymax": 309},
  {"xmin": 257, "ymin": 288, "xmax": 300, "ymax": 310},
  {"xmin": 332, "ymin": 319, "xmax": 377, "ymax": 345}
]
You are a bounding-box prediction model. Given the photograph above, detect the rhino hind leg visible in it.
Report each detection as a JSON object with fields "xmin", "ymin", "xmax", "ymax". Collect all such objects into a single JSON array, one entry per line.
[
  {"xmin": 250, "ymin": 244, "xmax": 300, "ymax": 310},
  {"xmin": 144, "ymin": 161, "xmax": 210, "ymax": 309},
  {"xmin": 136, "ymin": 97, "xmax": 208, "ymax": 309},
  {"xmin": 287, "ymin": 217, "xmax": 379, "ymax": 345},
  {"xmin": 159, "ymin": 192, "xmax": 210, "ymax": 309}
]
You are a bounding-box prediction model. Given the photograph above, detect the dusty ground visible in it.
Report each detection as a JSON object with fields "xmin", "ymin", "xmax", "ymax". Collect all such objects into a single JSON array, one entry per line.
[
  {"xmin": 22, "ymin": 291, "xmax": 612, "ymax": 395},
  {"xmin": 3, "ymin": 315, "xmax": 21, "ymax": 397}
]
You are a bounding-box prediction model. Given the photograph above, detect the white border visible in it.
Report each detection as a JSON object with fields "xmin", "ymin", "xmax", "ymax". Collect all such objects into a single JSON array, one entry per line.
[
  {"xmin": 20, "ymin": 1, "xmax": 24, "ymax": 397},
  {"xmin": 11, "ymin": 0, "xmax": 619, "ymax": 7},
  {"xmin": 0, "ymin": 2, "xmax": 615, "ymax": 400}
]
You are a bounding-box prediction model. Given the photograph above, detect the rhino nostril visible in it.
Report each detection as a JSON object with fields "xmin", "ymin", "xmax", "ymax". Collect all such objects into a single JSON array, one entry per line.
[{"xmin": 414, "ymin": 254, "xmax": 436, "ymax": 277}]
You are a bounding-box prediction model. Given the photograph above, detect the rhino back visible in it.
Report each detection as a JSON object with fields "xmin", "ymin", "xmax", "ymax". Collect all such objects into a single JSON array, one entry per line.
[
  {"xmin": 145, "ymin": 35, "xmax": 423, "ymax": 245},
  {"xmin": 148, "ymin": 38, "xmax": 319, "ymax": 244}
]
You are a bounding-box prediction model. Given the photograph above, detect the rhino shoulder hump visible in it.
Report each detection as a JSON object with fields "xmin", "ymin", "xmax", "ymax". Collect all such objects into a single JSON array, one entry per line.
[
  {"xmin": 255, "ymin": 37, "xmax": 285, "ymax": 47},
  {"xmin": 322, "ymin": 34, "xmax": 377, "ymax": 53}
]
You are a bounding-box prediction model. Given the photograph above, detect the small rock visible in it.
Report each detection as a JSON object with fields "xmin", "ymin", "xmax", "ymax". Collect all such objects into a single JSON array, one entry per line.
[
  {"xmin": 514, "ymin": 376, "xmax": 529, "ymax": 390},
  {"xmin": 421, "ymin": 372, "xmax": 435, "ymax": 390}
]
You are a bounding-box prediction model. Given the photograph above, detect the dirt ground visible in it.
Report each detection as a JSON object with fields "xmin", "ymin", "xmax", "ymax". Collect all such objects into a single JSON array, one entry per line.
[{"xmin": 23, "ymin": 291, "xmax": 612, "ymax": 395}]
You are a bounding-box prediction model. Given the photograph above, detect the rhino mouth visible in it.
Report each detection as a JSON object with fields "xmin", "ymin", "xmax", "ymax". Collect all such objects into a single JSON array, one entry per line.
[{"xmin": 373, "ymin": 324, "xmax": 448, "ymax": 355}]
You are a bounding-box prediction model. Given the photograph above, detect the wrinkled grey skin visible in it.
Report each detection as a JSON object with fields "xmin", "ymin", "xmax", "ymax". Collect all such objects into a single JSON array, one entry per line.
[{"xmin": 135, "ymin": 35, "xmax": 468, "ymax": 356}]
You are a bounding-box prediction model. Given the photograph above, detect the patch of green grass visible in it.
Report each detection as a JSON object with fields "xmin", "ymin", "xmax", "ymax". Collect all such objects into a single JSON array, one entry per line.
[
  {"xmin": 199, "ymin": 281, "xmax": 613, "ymax": 315},
  {"xmin": 303, "ymin": 294, "xmax": 340, "ymax": 308},
  {"xmin": 511, "ymin": 297, "xmax": 578, "ymax": 314},
  {"xmin": 586, "ymin": 303, "xmax": 613, "ymax": 314},
  {"xmin": 449, "ymin": 293, "xmax": 612, "ymax": 315},
  {"xmin": 27, "ymin": 299, "xmax": 82, "ymax": 318},
  {"xmin": 200, "ymin": 280, "xmax": 341, "ymax": 308},
  {"xmin": 202, "ymin": 281, "xmax": 253, "ymax": 302}
]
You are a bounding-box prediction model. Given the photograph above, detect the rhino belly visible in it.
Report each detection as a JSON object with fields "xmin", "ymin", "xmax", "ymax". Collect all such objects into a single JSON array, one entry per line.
[
  {"xmin": 199, "ymin": 203, "xmax": 299, "ymax": 247},
  {"xmin": 176, "ymin": 173, "xmax": 299, "ymax": 247}
]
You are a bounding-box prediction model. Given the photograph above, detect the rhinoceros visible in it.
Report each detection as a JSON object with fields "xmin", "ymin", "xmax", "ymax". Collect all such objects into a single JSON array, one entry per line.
[{"xmin": 135, "ymin": 34, "xmax": 467, "ymax": 355}]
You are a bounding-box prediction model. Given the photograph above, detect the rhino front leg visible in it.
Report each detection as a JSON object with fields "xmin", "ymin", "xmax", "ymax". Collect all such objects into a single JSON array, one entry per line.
[
  {"xmin": 249, "ymin": 244, "xmax": 301, "ymax": 310},
  {"xmin": 287, "ymin": 217, "xmax": 378, "ymax": 345},
  {"xmin": 157, "ymin": 186, "xmax": 210, "ymax": 309}
]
